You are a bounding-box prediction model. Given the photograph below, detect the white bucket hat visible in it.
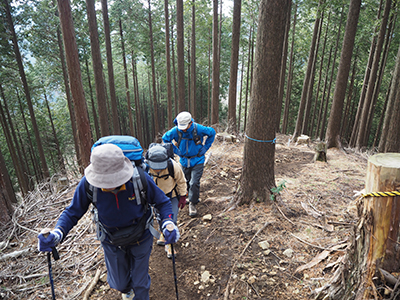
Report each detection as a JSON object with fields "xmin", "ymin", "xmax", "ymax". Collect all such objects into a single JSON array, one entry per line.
[
  {"xmin": 176, "ymin": 111, "xmax": 192, "ymax": 130},
  {"xmin": 84, "ymin": 144, "xmax": 134, "ymax": 189}
]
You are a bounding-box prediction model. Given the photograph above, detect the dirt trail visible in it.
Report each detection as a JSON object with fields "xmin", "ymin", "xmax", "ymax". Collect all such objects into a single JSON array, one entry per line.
[
  {"xmin": 0, "ymin": 133, "xmax": 368, "ymax": 299},
  {"xmin": 91, "ymin": 134, "xmax": 367, "ymax": 299}
]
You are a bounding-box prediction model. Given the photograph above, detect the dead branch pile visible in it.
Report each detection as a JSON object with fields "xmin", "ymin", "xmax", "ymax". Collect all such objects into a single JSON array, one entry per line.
[{"xmin": 0, "ymin": 177, "xmax": 105, "ymax": 300}]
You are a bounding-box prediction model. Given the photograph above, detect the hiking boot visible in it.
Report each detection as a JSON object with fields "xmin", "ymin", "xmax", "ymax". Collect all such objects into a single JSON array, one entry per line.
[
  {"xmin": 157, "ymin": 233, "xmax": 165, "ymax": 246},
  {"xmin": 122, "ymin": 289, "xmax": 134, "ymax": 300},
  {"xmin": 189, "ymin": 202, "xmax": 197, "ymax": 217},
  {"xmin": 165, "ymin": 244, "xmax": 177, "ymax": 259}
]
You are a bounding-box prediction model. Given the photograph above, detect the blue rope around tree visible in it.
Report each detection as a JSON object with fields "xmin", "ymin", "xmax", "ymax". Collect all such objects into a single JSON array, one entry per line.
[{"xmin": 244, "ymin": 133, "xmax": 276, "ymax": 143}]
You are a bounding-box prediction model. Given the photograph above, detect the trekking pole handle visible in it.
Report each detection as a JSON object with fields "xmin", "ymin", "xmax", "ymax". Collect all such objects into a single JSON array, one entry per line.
[
  {"xmin": 166, "ymin": 223, "xmax": 175, "ymax": 232},
  {"xmin": 41, "ymin": 228, "xmax": 60, "ymax": 261}
]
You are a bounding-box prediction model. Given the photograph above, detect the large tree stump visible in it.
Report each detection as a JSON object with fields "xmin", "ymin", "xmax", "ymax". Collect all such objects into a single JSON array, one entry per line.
[
  {"xmin": 351, "ymin": 153, "xmax": 400, "ymax": 299},
  {"xmin": 315, "ymin": 153, "xmax": 400, "ymax": 300}
]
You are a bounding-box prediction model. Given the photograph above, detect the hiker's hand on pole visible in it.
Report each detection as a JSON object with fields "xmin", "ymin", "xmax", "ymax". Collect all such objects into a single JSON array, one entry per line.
[
  {"xmin": 162, "ymin": 221, "xmax": 180, "ymax": 244},
  {"xmin": 178, "ymin": 196, "xmax": 186, "ymax": 209},
  {"xmin": 38, "ymin": 228, "xmax": 63, "ymax": 252}
]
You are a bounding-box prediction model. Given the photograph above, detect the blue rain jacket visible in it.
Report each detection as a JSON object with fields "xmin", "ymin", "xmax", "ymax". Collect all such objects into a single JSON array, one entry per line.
[{"xmin": 162, "ymin": 118, "xmax": 216, "ymax": 168}]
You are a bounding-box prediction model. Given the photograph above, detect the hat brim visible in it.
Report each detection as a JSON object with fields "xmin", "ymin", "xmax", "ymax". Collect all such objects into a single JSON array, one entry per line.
[
  {"xmin": 177, "ymin": 122, "xmax": 190, "ymax": 130},
  {"xmin": 147, "ymin": 160, "xmax": 168, "ymax": 170},
  {"xmin": 85, "ymin": 157, "xmax": 134, "ymax": 189}
]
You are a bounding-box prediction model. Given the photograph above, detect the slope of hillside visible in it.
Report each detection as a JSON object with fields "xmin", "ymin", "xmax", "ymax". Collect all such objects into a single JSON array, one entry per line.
[{"xmin": 0, "ymin": 134, "xmax": 368, "ymax": 299}]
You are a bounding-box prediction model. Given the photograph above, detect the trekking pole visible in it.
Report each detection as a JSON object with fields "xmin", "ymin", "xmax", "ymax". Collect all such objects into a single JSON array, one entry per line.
[
  {"xmin": 41, "ymin": 229, "xmax": 60, "ymax": 300},
  {"xmin": 166, "ymin": 224, "xmax": 179, "ymax": 300}
]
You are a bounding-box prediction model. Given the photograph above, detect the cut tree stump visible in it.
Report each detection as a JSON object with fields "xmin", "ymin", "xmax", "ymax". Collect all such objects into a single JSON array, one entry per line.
[{"xmin": 315, "ymin": 153, "xmax": 400, "ymax": 300}]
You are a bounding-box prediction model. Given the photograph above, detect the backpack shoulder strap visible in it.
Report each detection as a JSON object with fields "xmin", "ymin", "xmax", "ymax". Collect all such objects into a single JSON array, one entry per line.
[
  {"xmin": 167, "ymin": 159, "xmax": 175, "ymax": 179},
  {"xmin": 132, "ymin": 165, "xmax": 148, "ymax": 209},
  {"xmin": 175, "ymin": 127, "xmax": 183, "ymax": 147},
  {"xmin": 85, "ymin": 178, "xmax": 97, "ymax": 206}
]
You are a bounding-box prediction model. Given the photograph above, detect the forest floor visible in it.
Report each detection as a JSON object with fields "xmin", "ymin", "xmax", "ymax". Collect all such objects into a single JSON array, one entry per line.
[{"xmin": 0, "ymin": 133, "xmax": 370, "ymax": 300}]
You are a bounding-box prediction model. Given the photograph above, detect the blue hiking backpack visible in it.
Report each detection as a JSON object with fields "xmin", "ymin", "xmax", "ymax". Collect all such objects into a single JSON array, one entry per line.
[{"xmin": 86, "ymin": 135, "xmax": 160, "ymax": 244}]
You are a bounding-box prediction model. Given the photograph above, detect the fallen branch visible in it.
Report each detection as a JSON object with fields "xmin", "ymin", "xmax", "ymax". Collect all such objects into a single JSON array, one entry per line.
[
  {"xmin": 0, "ymin": 248, "xmax": 30, "ymax": 261},
  {"xmin": 289, "ymin": 233, "xmax": 347, "ymax": 252},
  {"xmin": 275, "ymin": 202, "xmax": 295, "ymax": 226},
  {"xmin": 82, "ymin": 268, "xmax": 102, "ymax": 300}
]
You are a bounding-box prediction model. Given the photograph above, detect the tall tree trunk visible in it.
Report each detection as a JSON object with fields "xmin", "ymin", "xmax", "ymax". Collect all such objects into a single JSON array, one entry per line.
[
  {"xmin": 3, "ymin": 0, "xmax": 50, "ymax": 179},
  {"xmin": 101, "ymin": 0, "xmax": 120, "ymax": 135},
  {"xmin": 282, "ymin": 3, "xmax": 297, "ymax": 134},
  {"xmin": 243, "ymin": 26, "xmax": 253, "ymax": 133},
  {"xmin": 56, "ymin": 26, "xmax": 82, "ymax": 171},
  {"xmin": 57, "ymin": 0, "xmax": 92, "ymax": 168},
  {"xmin": 349, "ymin": 1, "xmax": 383, "ymax": 147},
  {"xmin": 164, "ymin": 0, "xmax": 173, "ymax": 128},
  {"xmin": 318, "ymin": 6, "xmax": 344, "ymax": 140},
  {"xmin": 380, "ymin": 41, "xmax": 400, "ymax": 153},
  {"xmin": 302, "ymin": 10, "xmax": 323, "ymax": 135},
  {"xmin": 211, "ymin": 0, "xmax": 220, "ymax": 127},
  {"xmin": 310, "ymin": 8, "xmax": 331, "ymax": 138},
  {"xmin": 84, "ymin": 57, "xmax": 100, "ymax": 141},
  {"xmin": 238, "ymin": 0, "xmax": 288, "ymax": 206},
  {"xmin": 237, "ymin": 50, "xmax": 245, "ymax": 132},
  {"xmin": 0, "ymin": 146, "xmax": 16, "ymax": 205},
  {"xmin": 1, "ymin": 86, "xmax": 30, "ymax": 189},
  {"xmin": 119, "ymin": 19, "xmax": 134, "ymax": 136},
  {"xmin": 176, "ymin": 0, "xmax": 185, "ymax": 112},
  {"xmin": 228, "ymin": 0, "xmax": 241, "ymax": 133},
  {"xmin": 190, "ymin": 0, "xmax": 197, "ymax": 119},
  {"xmin": 276, "ymin": 0, "xmax": 291, "ymax": 133},
  {"xmin": 366, "ymin": 8, "xmax": 394, "ymax": 144},
  {"xmin": 0, "ymin": 147, "xmax": 14, "ymax": 223},
  {"xmin": 170, "ymin": 10, "xmax": 178, "ymax": 117},
  {"xmin": 132, "ymin": 56, "xmax": 143, "ymax": 144},
  {"xmin": 86, "ymin": 0, "xmax": 109, "ymax": 137},
  {"xmin": 356, "ymin": 0, "xmax": 391, "ymax": 149},
  {"xmin": 0, "ymin": 87, "xmax": 28, "ymax": 196},
  {"xmin": 292, "ymin": 2, "xmax": 321, "ymax": 142},
  {"xmin": 325, "ymin": 0, "xmax": 361, "ymax": 149},
  {"xmin": 44, "ymin": 91, "xmax": 66, "ymax": 174},
  {"xmin": 148, "ymin": 0, "xmax": 160, "ymax": 136}
]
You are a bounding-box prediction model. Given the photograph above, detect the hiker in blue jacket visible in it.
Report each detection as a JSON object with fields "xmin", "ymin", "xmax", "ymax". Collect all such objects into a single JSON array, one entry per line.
[
  {"xmin": 37, "ymin": 143, "xmax": 180, "ymax": 300},
  {"xmin": 162, "ymin": 111, "xmax": 216, "ymax": 217}
]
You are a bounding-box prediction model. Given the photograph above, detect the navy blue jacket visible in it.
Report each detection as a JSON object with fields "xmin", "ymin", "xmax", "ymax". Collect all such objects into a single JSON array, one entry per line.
[{"xmin": 55, "ymin": 173, "xmax": 173, "ymax": 241}]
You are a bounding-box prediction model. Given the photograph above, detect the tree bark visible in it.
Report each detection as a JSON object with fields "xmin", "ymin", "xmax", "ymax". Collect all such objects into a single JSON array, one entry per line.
[
  {"xmin": 190, "ymin": 0, "xmax": 197, "ymax": 119},
  {"xmin": 356, "ymin": 0, "xmax": 391, "ymax": 149},
  {"xmin": 325, "ymin": 0, "xmax": 361, "ymax": 149},
  {"xmin": 86, "ymin": 0, "xmax": 109, "ymax": 137},
  {"xmin": 211, "ymin": 0, "xmax": 220, "ymax": 127},
  {"xmin": 119, "ymin": 19, "xmax": 134, "ymax": 136},
  {"xmin": 354, "ymin": 153, "xmax": 400, "ymax": 299},
  {"xmin": 176, "ymin": 0, "xmax": 185, "ymax": 112},
  {"xmin": 44, "ymin": 91, "xmax": 66, "ymax": 174},
  {"xmin": 148, "ymin": 0, "xmax": 160, "ymax": 136},
  {"xmin": 56, "ymin": 26, "xmax": 82, "ymax": 171},
  {"xmin": 227, "ymin": 0, "xmax": 241, "ymax": 132},
  {"xmin": 164, "ymin": 0, "xmax": 173, "ymax": 128},
  {"xmin": 0, "ymin": 86, "xmax": 29, "ymax": 196},
  {"xmin": 101, "ymin": 0, "xmax": 120, "ymax": 135},
  {"xmin": 276, "ymin": 0, "xmax": 291, "ymax": 133},
  {"xmin": 292, "ymin": 2, "xmax": 321, "ymax": 142},
  {"xmin": 3, "ymin": 0, "xmax": 50, "ymax": 179},
  {"xmin": 239, "ymin": 0, "xmax": 288, "ymax": 205},
  {"xmin": 57, "ymin": 0, "xmax": 92, "ymax": 168},
  {"xmin": 282, "ymin": 3, "xmax": 297, "ymax": 134}
]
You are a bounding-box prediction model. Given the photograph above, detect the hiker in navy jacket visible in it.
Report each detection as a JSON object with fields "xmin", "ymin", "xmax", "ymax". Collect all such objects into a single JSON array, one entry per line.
[
  {"xmin": 162, "ymin": 111, "xmax": 216, "ymax": 217},
  {"xmin": 38, "ymin": 144, "xmax": 180, "ymax": 300}
]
